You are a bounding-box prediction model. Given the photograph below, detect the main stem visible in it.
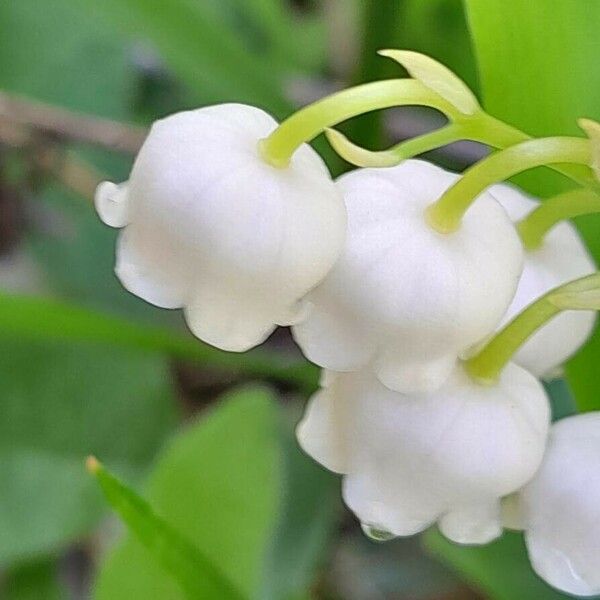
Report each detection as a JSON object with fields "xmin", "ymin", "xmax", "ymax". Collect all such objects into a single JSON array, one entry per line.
[
  {"xmin": 465, "ymin": 272, "xmax": 600, "ymax": 384},
  {"xmin": 517, "ymin": 188, "xmax": 600, "ymax": 250},
  {"xmin": 259, "ymin": 79, "xmax": 456, "ymax": 168},
  {"xmin": 426, "ymin": 137, "xmax": 593, "ymax": 233}
]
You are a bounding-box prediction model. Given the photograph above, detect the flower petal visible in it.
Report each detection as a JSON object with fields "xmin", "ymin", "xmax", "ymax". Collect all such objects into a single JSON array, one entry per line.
[
  {"xmin": 115, "ymin": 228, "xmax": 188, "ymax": 309},
  {"xmin": 292, "ymin": 303, "xmax": 375, "ymax": 372},
  {"xmin": 296, "ymin": 385, "xmax": 349, "ymax": 474},
  {"xmin": 184, "ymin": 286, "xmax": 276, "ymax": 352},
  {"xmin": 438, "ymin": 501, "xmax": 502, "ymax": 545},
  {"xmin": 95, "ymin": 181, "xmax": 131, "ymax": 228},
  {"xmin": 373, "ymin": 348, "xmax": 457, "ymax": 393}
]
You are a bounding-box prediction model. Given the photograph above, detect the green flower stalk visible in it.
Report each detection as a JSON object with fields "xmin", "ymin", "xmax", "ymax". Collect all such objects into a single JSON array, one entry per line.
[
  {"xmin": 426, "ymin": 136, "xmax": 594, "ymax": 233},
  {"xmin": 326, "ymin": 123, "xmax": 463, "ymax": 167},
  {"xmin": 465, "ymin": 272, "xmax": 600, "ymax": 384},
  {"xmin": 259, "ymin": 79, "xmax": 457, "ymax": 168},
  {"xmin": 517, "ymin": 188, "xmax": 600, "ymax": 250}
]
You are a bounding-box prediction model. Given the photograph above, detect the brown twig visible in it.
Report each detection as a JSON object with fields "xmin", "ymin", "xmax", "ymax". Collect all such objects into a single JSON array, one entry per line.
[
  {"xmin": 0, "ymin": 93, "xmax": 144, "ymax": 200},
  {"xmin": 35, "ymin": 146, "xmax": 105, "ymax": 200},
  {"xmin": 0, "ymin": 90, "xmax": 147, "ymax": 154}
]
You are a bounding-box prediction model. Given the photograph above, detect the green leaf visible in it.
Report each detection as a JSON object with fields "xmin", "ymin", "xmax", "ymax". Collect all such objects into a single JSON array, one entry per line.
[
  {"xmin": 425, "ymin": 530, "xmax": 569, "ymax": 600},
  {"xmin": 0, "ymin": 291, "xmax": 318, "ymax": 392},
  {"xmin": 204, "ymin": 0, "xmax": 326, "ymax": 73},
  {"xmin": 86, "ymin": 0, "xmax": 290, "ymax": 115},
  {"xmin": 1, "ymin": 560, "xmax": 63, "ymax": 600},
  {"xmin": 0, "ymin": 339, "xmax": 177, "ymax": 564},
  {"xmin": 260, "ymin": 406, "xmax": 339, "ymax": 600},
  {"xmin": 0, "ymin": 0, "xmax": 131, "ymax": 118},
  {"xmin": 94, "ymin": 387, "xmax": 281, "ymax": 599},
  {"xmin": 89, "ymin": 458, "xmax": 244, "ymax": 599},
  {"xmin": 464, "ymin": 0, "xmax": 600, "ymax": 162},
  {"xmin": 463, "ymin": 0, "xmax": 600, "ymax": 411}
]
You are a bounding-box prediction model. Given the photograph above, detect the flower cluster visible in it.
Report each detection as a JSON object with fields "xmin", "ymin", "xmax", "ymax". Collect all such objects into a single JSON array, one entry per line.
[{"xmin": 96, "ymin": 51, "xmax": 600, "ymax": 596}]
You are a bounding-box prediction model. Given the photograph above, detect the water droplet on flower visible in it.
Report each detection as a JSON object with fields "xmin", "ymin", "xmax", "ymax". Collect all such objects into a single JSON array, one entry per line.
[{"xmin": 360, "ymin": 522, "xmax": 396, "ymax": 542}]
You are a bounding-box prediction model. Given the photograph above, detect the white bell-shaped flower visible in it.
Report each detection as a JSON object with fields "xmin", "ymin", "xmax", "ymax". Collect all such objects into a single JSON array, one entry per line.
[
  {"xmin": 514, "ymin": 413, "xmax": 600, "ymax": 596},
  {"xmin": 95, "ymin": 103, "xmax": 346, "ymax": 351},
  {"xmin": 292, "ymin": 160, "xmax": 523, "ymax": 393},
  {"xmin": 297, "ymin": 364, "xmax": 550, "ymax": 544},
  {"xmin": 490, "ymin": 184, "xmax": 596, "ymax": 377}
]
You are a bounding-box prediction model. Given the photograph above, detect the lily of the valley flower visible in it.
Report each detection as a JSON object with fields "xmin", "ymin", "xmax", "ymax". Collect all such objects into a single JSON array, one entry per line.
[
  {"xmin": 511, "ymin": 413, "xmax": 600, "ymax": 597},
  {"xmin": 95, "ymin": 103, "xmax": 346, "ymax": 351},
  {"xmin": 297, "ymin": 364, "xmax": 550, "ymax": 544},
  {"xmin": 293, "ymin": 160, "xmax": 523, "ymax": 393},
  {"xmin": 489, "ymin": 184, "xmax": 596, "ymax": 378}
]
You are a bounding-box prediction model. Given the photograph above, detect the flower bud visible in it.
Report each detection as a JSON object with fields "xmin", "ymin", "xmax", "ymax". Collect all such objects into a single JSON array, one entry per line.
[
  {"xmin": 95, "ymin": 103, "xmax": 346, "ymax": 351},
  {"xmin": 489, "ymin": 184, "xmax": 596, "ymax": 377},
  {"xmin": 297, "ymin": 364, "xmax": 550, "ymax": 544},
  {"xmin": 515, "ymin": 413, "xmax": 600, "ymax": 596},
  {"xmin": 293, "ymin": 160, "xmax": 523, "ymax": 393}
]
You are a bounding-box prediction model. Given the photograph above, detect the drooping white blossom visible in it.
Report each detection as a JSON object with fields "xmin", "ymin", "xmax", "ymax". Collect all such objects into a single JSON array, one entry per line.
[
  {"xmin": 293, "ymin": 160, "xmax": 523, "ymax": 393},
  {"xmin": 297, "ymin": 364, "xmax": 550, "ymax": 544},
  {"xmin": 95, "ymin": 103, "xmax": 346, "ymax": 352},
  {"xmin": 490, "ymin": 184, "xmax": 596, "ymax": 377},
  {"xmin": 512, "ymin": 413, "xmax": 600, "ymax": 597}
]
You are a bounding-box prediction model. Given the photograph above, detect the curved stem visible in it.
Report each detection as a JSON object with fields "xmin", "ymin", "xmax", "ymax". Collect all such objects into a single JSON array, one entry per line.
[
  {"xmin": 259, "ymin": 79, "xmax": 457, "ymax": 167},
  {"xmin": 391, "ymin": 123, "xmax": 462, "ymax": 159},
  {"xmin": 326, "ymin": 123, "xmax": 461, "ymax": 167},
  {"xmin": 517, "ymin": 188, "xmax": 600, "ymax": 250},
  {"xmin": 426, "ymin": 137, "xmax": 593, "ymax": 233},
  {"xmin": 467, "ymin": 114, "xmax": 594, "ymax": 186},
  {"xmin": 465, "ymin": 272, "xmax": 600, "ymax": 384}
]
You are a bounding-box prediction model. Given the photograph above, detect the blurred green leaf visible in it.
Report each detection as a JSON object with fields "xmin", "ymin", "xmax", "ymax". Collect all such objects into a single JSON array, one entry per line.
[
  {"xmin": 0, "ymin": 339, "xmax": 177, "ymax": 564},
  {"xmin": 0, "ymin": 291, "xmax": 318, "ymax": 391},
  {"xmin": 425, "ymin": 530, "xmax": 568, "ymax": 600},
  {"xmin": 260, "ymin": 407, "xmax": 339, "ymax": 600},
  {"xmin": 465, "ymin": 0, "xmax": 600, "ymax": 176},
  {"xmin": 90, "ymin": 459, "xmax": 244, "ymax": 599},
  {"xmin": 464, "ymin": 0, "xmax": 600, "ymax": 410},
  {"xmin": 399, "ymin": 0, "xmax": 477, "ymax": 90},
  {"xmin": 85, "ymin": 0, "xmax": 291, "ymax": 115},
  {"xmin": 94, "ymin": 387, "xmax": 281, "ymax": 599},
  {"xmin": 0, "ymin": 0, "xmax": 131, "ymax": 117},
  {"xmin": 1, "ymin": 560, "xmax": 63, "ymax": 600},
  {"xmin": 204, "ymin": 0, "xmax": 326, "ymax": 73}
]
